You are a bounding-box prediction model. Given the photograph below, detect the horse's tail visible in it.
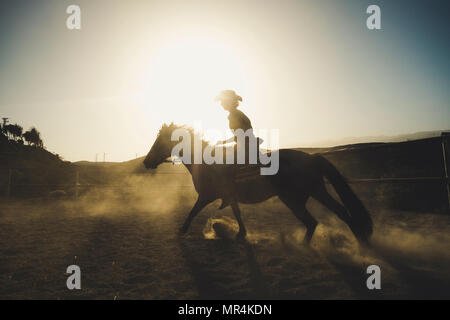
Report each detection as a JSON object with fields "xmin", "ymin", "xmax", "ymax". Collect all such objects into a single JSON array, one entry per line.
[{"xmin": 318, "ymin": 155, "xmax": 373, "ymax": 243}]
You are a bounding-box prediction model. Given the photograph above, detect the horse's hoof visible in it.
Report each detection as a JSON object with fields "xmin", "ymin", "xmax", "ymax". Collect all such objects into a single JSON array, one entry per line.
[
  {"xmin": 301, "ymin": 236, "xmax": 314, "ymax": 248},
  {"xmin": 358, "ymin": 238, "xmax": 372, "ymax": 253},
  {"xmin": 236, "ymin": 232, "xmax": 247, "ymax": 241},
  {"xmin": 179, "ymin": 226, "xmax": 188, "ymax": 235}
]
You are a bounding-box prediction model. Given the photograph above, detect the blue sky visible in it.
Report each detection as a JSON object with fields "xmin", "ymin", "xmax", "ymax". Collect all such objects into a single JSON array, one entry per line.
[{"xmin": 0, "ymin": 0, "xmax": 449, "ymax": 161}]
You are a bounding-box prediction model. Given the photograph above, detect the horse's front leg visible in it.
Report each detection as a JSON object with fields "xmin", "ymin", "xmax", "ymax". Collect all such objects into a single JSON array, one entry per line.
[
  {"xmin": 231, "ymin": 202, "xmax": 247, "ymax": 239},
  {"xmin": 179, "ymin": 197, "xmax": 209, "ymax": 234}
]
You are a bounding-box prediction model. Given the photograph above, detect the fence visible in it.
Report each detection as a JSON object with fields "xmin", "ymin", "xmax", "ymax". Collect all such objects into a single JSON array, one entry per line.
[
  {"xmin": 442, "ymin": 132, "xmax": 450, "ymax": 210},
  {"xmin": 1, "ymin": 133, "xmax": 450, "ymax": 211}
]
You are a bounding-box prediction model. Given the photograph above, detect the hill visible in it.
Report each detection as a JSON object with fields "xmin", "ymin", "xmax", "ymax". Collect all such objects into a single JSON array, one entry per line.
[
  {"xmin": 1, "ymin": 132, "xmax": 448, "ymax": 213},
  {"xmin": 0, "ymin": 138, "xmax": 76, "ymax": 197},
  {"xmin": 72, "ymin": 161, "xmax": 118, "ymax": 167},
  {"xmin": 0, "ymin": 139, "xmax": 67, "ymax": 169},
  {"xmin": 308, "ymin": 129, "xmax": 449, "ymax": 147}
]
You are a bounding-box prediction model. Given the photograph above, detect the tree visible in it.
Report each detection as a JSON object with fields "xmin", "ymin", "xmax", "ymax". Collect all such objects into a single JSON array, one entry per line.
[
  {"xmin": 7, "ymin": 124, "xmax": 23, "ymax": 141},
  {"xmin": 23, "ymin": 127, "xmax": 43, "ymax": 147},
  {"xmin": 0, "ymin": 124, "xmax": 5, "ymax": 140},
  {"xmin": 4, "ymin": 124, "xmax": 13, "ymax": 139},
  {"xmin": 0, "ymin": 126, "xmax": 7, "ymax": 143},
  {"xmin": 1, "ymin": 118, "xmax": 9, "ymax": 137},
  {"xmin": 14, "ymin": 124, "xmax": 23, "ymax": 140},
  {"xmin": 37, "ymin": 138, "xmax": 44, "ymax": 148},
  {"xmin": 23, "ymin": 130, "xmax": 33, "ymax": 145}
]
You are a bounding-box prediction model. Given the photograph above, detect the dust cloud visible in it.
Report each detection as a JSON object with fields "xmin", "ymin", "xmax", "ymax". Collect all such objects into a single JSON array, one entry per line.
[{"xmin": 1, "ymin": 170, "xmax": 449, "ymax": 299}]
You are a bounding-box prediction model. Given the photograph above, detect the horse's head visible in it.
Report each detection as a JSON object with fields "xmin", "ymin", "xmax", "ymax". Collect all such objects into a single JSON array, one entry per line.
[{"xmin": 144, "ymin": 123, "xmax": 180, "ymax": 169}]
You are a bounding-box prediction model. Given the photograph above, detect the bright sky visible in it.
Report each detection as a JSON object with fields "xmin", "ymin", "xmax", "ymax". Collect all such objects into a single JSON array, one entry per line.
[{"xmin": 0, "ymin": 0, "xmax": 449, "ymax": 161}]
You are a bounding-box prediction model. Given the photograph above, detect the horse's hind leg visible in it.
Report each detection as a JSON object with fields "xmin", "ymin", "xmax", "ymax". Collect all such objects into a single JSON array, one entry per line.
[
  {"xmin": 311, "ymin": 187, "xmax": 367, "ymax": 241},
  {"xmin": 279, "ymin": 195, "xmax": 317, "ymax": 245},
  {"xmin": 311, "ymin": 187, "xmax": 351, "ymax": 225},
  {"xmin": 312, "ymin": 188, "xmax": 370, "ymax": 246},
  {"xmin": 231, "ymin": 202, "xmax": 247, "ymax": 239}
]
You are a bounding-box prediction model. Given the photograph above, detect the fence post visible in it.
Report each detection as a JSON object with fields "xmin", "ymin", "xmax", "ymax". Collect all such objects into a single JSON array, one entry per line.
[
  {"xmin": 6, "ymin": 168, "xmax": 11, "ymax": 198},
  {"xmin": 442, "ymin": 132, "xmax": 450, "ymax": 213},
  {"xmin": 75, "ymin": 170, "xmax": 79, "ymax": 198}
]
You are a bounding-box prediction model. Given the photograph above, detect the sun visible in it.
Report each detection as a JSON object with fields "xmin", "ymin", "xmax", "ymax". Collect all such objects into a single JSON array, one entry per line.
[{"xmin": 140, "ymin": 35, "xmax": 250, "ymax": 143}]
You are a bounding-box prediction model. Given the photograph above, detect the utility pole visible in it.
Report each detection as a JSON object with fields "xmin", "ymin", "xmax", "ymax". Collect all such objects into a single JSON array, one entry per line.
[
  {"xmin": 442, "ymin": 132, "xmax": 450, "ymax": 213},
  {"xmin": 103, "ymin": 152, "xmax": 106, "ymax": 163},
  {"xmin": 2, "ymin": 118, "xmax": 9, "ymax": 127},
  {"xmin": 1, "ymin": 117, "xmax": 9, "ymax": 133},
  {"xmin": 6, "ymin": 168, "xmax": 12, "ymax": 198},
  {"xmin": 75, "ymin": 170, "xmax": 79, "ymax": 198}
]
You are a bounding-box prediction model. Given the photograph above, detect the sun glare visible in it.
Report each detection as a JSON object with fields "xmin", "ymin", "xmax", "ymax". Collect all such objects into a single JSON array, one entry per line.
[{"xmin": 141, "ymin": 36, "xmax": 250, "ymax": 143}]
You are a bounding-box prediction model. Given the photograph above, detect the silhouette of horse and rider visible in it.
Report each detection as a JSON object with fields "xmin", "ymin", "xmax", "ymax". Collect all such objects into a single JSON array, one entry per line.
[{"xmin": 144, "ymin": 90, "xmax": 372, "ymax": 246}]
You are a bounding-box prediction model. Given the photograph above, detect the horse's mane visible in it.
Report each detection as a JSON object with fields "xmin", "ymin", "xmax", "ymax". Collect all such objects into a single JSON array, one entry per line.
[{"xmin": 158, "ymin": 122, "xmax": 210, "ymax": 146}]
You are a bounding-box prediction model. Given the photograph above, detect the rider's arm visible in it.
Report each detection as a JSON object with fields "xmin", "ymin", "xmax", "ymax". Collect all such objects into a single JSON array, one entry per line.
[{"xmin": 216, "ymin": 136, "xmax": 235, "ymax": 145}]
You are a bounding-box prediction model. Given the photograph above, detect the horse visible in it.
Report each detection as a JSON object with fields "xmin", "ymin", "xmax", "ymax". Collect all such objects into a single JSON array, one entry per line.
[{"xmin": 143, "ymin": 123, "xmax": 373, "ymax": 246}]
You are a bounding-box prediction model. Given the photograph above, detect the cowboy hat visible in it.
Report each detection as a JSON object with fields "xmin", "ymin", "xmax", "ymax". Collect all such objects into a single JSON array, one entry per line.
[{"xmin": 214, "ymin": 90, "xmax": 242, "ymax": 102}]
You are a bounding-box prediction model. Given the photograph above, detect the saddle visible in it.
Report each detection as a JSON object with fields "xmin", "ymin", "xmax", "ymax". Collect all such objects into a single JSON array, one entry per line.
[
  {"xmin": 234, "ymin": 164, "xmax": 261, "ymax": 182},
  {"xmin": 217, "ymin": 163, "xmax": 265, "ymax": 210},
  {"xmin": 214, "ymin": 146, "xmax": 270, "ymax": 210}
]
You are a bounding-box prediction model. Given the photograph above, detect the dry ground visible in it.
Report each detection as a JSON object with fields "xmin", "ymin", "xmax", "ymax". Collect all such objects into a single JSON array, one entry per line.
[{"xmin": 1, "ymin": 182, "xmax": 449, "ymax": 299}]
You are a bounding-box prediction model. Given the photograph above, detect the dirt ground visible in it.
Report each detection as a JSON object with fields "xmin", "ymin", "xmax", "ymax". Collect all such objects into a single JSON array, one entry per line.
[{"xmin": 1, "ymin": 184, "xmax": 449, "ymax": 300}]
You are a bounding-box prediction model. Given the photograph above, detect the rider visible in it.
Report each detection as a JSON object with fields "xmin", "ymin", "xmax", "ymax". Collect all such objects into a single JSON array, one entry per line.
[{"xmin": 214, "ymin": 90, "xmax": 259, "ymax": 165}]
